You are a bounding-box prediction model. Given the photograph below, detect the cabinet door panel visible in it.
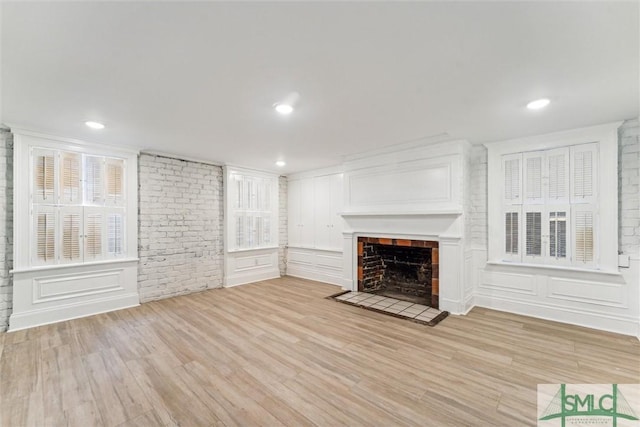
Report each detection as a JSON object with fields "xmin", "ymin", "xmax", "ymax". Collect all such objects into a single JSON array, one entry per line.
[
  {"xmin": 300, "ymin": 178, "xmax": 315, "ymax": 247},
  {"xmin": 329, "ymin": 173, "xmax": 344, "ymax": 250},
  {"xmin": 314, "ymin": 176, "xmax": 331, "ymax": 249}
]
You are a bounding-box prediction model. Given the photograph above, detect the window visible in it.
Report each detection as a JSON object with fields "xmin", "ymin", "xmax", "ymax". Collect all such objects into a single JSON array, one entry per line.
[
  {"xmin": 226, "ymin": 169, "xmax": 278, "ymax": 251},
  {"xmin": 500, "ymin": 143, "xmax": 598, "ymax": 267},
  {"xmin": 31, "ymin": 148, "xmax": 127, "ymax": 266}
]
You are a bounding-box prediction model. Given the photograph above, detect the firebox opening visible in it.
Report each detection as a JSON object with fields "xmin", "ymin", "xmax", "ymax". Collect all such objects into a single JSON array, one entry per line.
[{"xmin": 357, "ymin": 237, "xmax": 439, "ymax": 309}]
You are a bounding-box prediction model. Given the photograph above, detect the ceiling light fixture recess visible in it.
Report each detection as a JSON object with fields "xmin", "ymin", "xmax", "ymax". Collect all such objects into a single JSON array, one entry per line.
[
  {"xmin": 274, "ymin": 92, "xmax": 300, "ymax": 115},
  {"xmin": 275, "ymin": 104, "xmax": 294, "ymax": 115},
  {"xmin": 275, "ymin": 160, "xmax": 286, "ymax": 167},
  {"xmin": 85, "ymin": 121, "xmax": 105, "ymax": 129},
  {"xmin": 526, "ymin": 98, "xmax": 550, "ymax": 110}
]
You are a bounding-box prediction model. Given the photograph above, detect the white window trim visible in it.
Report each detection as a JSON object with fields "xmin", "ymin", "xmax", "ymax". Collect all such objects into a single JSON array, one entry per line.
[
  {"xmin": 12, "ymin": 128, "xmax": 139, "ymax": 272},
  {"xmin": 485, "ymin": 121, "xmax": 621, "ymax": 274}
]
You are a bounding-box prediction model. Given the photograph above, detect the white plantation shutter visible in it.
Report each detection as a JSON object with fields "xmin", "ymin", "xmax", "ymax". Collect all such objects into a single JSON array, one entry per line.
[
  {"xmin": 547, "ymin": 148, "xmax": 570, "ymax": 202},
  {"xmin": 549, "ymin": 211, "xmax": 568, "ymax": 259},
  {"xmin": 246, "ymin": 178, "xmax": 255, "ymax": 210},
  {"xmin": 235, "ymin": 175, "xmax": 245, "ymax": 209},
  {"xmin": 262, "ymin": 216, "xmax": 271, "ymax": 246},
  {"xmin": 107, "ymin": 212, "xmax": 124, "ymax": 256},
  {"xmin": 106, "ymin": 159, "xmax": 124, "ymax": 206},
  {"xmin": 229, "ymin": 171, "xmax": 277, "ymax": 251},
  {"xmin": 504, "ymin": 211, "xmax": 519, "ymax": 257},
  {"xmin": 524, "ymin": 153, "xmax": 543, "ymax": 202},
  {"xmin": 525, "ymin": 210, "xmax": 542, "ymax": 258},
  {"xmin": 34, "ymin": 206, "xmax": 57, "ymax": 265},
  {"xmin": 84, "ymin": 156, "xmax": 104, "ymax": 205},
  {"xmin": 60, "ymin": 208, "xmax": 82, "ymax": 263},
  {"xmin": 29, "ymin": 148, "xmax": 129, "ymax": 267},
  {"xmin": 574, "ymin": 208, "xmax": 595, "ymax": 265},
  {"xmin": 503, "ymin": 155, "xmax": 521, "ymax": 203},
  {"xmin": 33, "ymin": 149, "xmax": 56, "ymax": 204},
  {"xmin": 260, "ymin": 179, "xmax": 271, "ymax": 211},
  {"xmin": 571, "ymin": 143, "xmax": 597, "ymax": 203},
  {"xmin": 236, "ymin": 215, "xmax": 245, "ymax": 248},
  {"xmin": 60, "ymin": 152, "xmax": 81, "ymax": 204},
  {"xmin": 85, "ymin": 211, "xmax": 104, "ymax": 261}
]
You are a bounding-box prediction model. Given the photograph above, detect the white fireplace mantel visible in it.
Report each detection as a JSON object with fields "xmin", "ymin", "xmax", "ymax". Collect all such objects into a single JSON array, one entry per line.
[{"xmin": 338, "ymin": 138, "xmax": 472, "ymax": 315}]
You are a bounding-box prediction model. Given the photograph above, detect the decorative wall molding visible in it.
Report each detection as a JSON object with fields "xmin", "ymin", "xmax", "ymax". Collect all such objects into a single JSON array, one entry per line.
[{"xmin": 287, "ymin": 248, "xmax": 344, "ymax": 287}]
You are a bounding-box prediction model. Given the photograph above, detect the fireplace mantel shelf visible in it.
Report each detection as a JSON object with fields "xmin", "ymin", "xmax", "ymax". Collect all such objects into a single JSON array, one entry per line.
[{"xmin": 339, "ymin": 210, "xmax": 463, "ymax": 217}]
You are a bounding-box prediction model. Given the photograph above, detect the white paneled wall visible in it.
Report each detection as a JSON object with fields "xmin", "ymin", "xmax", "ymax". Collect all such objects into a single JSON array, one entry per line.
[
  {"xmin": 223, "ymin": 166, "xmax": 280, "ymax": 287},
  {"xmin": 287, "ymin": 167, "xmax": 345, "ymax": 286},
  {"xmin": 476, "ymin": 122, "xmax": 639, "ymax": 336}
]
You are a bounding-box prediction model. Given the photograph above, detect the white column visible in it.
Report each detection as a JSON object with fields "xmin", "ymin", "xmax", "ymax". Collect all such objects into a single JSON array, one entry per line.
[
  {"xmin": 438, "ymin": 237, "xmax": 464, "ymax": 314},
  {"xmin": 342, "ymin": 232, "xmax": 356, "ymax": 290}
]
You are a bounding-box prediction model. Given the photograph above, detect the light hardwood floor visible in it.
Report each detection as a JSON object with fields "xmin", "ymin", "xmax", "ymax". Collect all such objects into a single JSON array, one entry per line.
[{"xmin": 1, "ymin": 277, "xmax": 639, "ymax": 426}]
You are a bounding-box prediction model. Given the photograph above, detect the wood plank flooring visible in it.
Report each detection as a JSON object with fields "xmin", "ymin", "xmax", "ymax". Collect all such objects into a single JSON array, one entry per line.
[{"xmin": 1, "ymin": 276, "xmax": 639, "ymax": 426}]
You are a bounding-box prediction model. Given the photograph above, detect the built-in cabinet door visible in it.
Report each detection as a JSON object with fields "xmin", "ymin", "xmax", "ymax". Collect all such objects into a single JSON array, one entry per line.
[
  {"xmin": 288, "ymin": 178, "xmax": 315, "ymax": 247},
  {"xmin": 299, "ymin": 178, "xmax": 315, "ymax": 246},
  {"xmin": 314, "ymin": 175, "xmax": 332, "ymax": 249},
  {"xmin": 329, "ymin": 173, "xmax": 344, "ymax": 249},
  {"xmin": 289, "ymin": 174, "xmax": 342, "ymax": 250},
  {"xmin": 312, "ymin": 173, "xmax": 343, "ymax": 251}
]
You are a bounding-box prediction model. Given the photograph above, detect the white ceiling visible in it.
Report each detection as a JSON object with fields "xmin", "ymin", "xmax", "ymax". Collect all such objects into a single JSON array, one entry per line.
[{"xmin": 2, "ymin": 1, "xmax": 638, "ymax": 174}]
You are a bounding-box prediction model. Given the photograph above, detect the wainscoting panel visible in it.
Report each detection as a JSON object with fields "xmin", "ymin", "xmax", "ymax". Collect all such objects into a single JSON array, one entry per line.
[
  {"xmin": 224, "ymin": 248, "xmax": 280, "ymax": 287},
  {"xmin": 35, "ymin": 269, "xmax": 124, "ymax": 303},
  {"xmin": 547, "ymin": 277, "xmax": 626, "ymax": 308},
  {"xmin": 287, "ymin": 247, "xmax": 344, "ymax": 287},
  {"xmin": 474, "ymin": 250, "xmax": 639, "ymax": 336},
  {"xmin": 10, "ymin": 260, "xmax": 139, "ymax": 331},
  {"xmin": 478, "ymin": 270, "xmax": 537, "ymax": 296}
]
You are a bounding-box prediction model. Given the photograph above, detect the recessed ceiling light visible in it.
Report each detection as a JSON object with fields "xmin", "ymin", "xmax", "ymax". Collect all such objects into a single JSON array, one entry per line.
[
  {"xmin": 274, "ymin": 92, "xmax": 300, "ymax": 115},
  {"xmin": 275, "ymin": 160, "xmax": 286, "ymax": 167},
  {"xmin": 526, "ymin": 98, "xmax": 550, "ymax": 110},
  {"xmin": 85, "ymin": 121, "xmax": 105, "ymax": 129},
  {"xmin": 274, "ymin": 104, "xmax": 294, "ymax": 115}
]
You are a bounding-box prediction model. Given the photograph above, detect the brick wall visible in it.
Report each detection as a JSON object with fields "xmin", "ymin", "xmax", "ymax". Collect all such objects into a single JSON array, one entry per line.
[
  {"xmin": 0, "ymin": 130, "xmax": 13, "ymax": 332},
  {"xmin": 279, "ymin": 176, "xmax": 287, "ymax": 276},
  {"xmin": 468, "ymin": 145, "xmax": 488, "ymax": 248},
  {"xmin": 619, "ymin": 119, "xmax": 640, "ymax": 256},
  {"xmin": 138, "ymin": 154, "xmax": 224, "ymax": 302}
]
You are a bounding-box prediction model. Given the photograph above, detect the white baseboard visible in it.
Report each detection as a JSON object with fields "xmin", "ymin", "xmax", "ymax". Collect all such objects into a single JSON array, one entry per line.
[
  {"xmin": 8, "ymin": 292, "xmax": 140, "ymax": 332},
  {"xmin": 286, "ymin": 265, "xmax": 344, "ymax": 287},
  {"xmin": 474, "ymin": 293, "xmax": 640, "ymax": 337},
  {"xmin": 462, "ymin": 294, "xmax": 475, "ymax": 315},
  {"xmin": 224, "ymin": 268, "xmax": 281, "ymax": 287}
]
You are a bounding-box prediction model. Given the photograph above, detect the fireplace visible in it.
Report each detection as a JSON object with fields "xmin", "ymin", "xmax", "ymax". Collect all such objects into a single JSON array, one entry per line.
[{"xmin": 357, "ymin": 237, "xmax": 439, "ymax": 309}]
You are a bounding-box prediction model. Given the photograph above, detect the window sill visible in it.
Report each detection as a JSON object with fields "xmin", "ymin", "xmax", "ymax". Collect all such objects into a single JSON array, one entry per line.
[
  {"xmin": 11, "ymin": 258, "xmax": 140, "ymax": 274},
  {"xmin": 485, "ymin": 260, "xmax": 622, "ymax": 277}
]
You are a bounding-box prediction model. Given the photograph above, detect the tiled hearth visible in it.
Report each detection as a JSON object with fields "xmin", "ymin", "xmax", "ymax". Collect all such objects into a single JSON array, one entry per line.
[{"xmin": 332, "ymin": 291, "xmax": 447, "ymax": 326}]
